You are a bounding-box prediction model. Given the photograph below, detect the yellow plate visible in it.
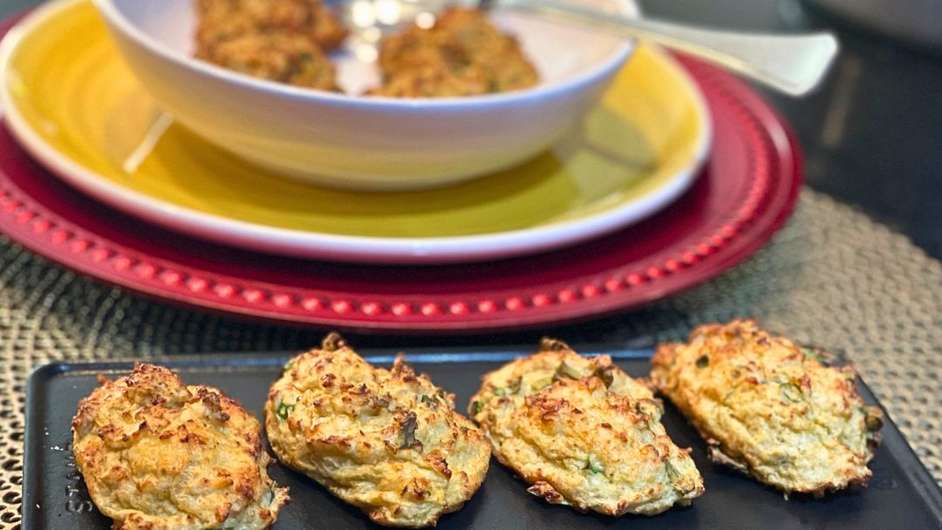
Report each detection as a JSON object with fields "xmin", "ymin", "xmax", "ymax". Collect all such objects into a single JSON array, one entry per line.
[{"xmin": 0, "ymin": 0, "xmax": 710, "ymax": 263}]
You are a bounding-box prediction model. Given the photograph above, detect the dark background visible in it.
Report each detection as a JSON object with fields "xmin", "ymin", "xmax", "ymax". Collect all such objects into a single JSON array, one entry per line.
[
  {"xmin": 2, "ymin": 0, "xmax": 940, "ymax": 259},
  {"xmin": 636, "ymin": 0, "xmax": 942, "ymax": 260}
]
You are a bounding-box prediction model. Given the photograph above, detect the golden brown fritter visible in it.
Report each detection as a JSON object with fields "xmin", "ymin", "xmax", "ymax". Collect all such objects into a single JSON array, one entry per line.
[
  {"xmin": 265, "ymin": 334, "xmax": 490, "ymax": 527},
  {"xmin": 71, "ymin": 363, "xmax": 288, "ymax": 530},
  {"xmin": 195, "ymin": 0, "xmax": 346, "ymax": 89},
  {"xmin": 469, "ymin": 339, "xmax": 704, "ymax": 516},
  {"xmin": 651, "ymin": 320, "xmax": 884, "ymax": 496},
  {"xmin": 369, "ymin": 8, "xmax": 539, "ymax": 97},
  {"xmin": 200, "ymin": 30, "xmax": 339, "ymax": 90},
  {"xmin": 196, "ymin": 0, "xmax": 348, "ymax": 51}
]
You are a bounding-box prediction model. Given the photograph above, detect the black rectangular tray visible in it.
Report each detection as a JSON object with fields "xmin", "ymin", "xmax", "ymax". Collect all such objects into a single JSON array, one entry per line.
[{"xmin": 24, "ymin": 346, "xmax": 942, "ymax": 529}]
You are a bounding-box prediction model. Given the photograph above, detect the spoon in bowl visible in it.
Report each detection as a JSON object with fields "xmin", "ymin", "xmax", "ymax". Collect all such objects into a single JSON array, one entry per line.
[{"xmin": 334, "ymin": 0, "xmax": 839, "ymax": 96}]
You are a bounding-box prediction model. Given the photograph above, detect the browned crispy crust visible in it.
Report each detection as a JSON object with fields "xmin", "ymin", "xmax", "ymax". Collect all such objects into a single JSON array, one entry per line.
[
  {"xmin": 265, "ymin": 333, "xmax": 490, "ymax": 527},
  {"xmin": 71, "ymin": 363, "xmax": 288, "ymax": 529},
  {"xmin": 651, "ymin": 320, "xmax": 884, "ymax": 497},
  {"xmin": 194, "ymin": 0, "xmax": 346, "ymax": 90},
  {"xmin": 470, "ymin": 338, "xmax": 704, "ymax": 516},
  {"xmin": 369, "ymin": 8, "xmax": 539, "ymax": 97},
  {"xmin": 196, "ymin": 0, "xmax": 348, "ymax": 51}
]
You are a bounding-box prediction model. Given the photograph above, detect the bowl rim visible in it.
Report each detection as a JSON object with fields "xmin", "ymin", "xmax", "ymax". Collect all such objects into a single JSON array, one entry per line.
[{"xmin": 92, "ymin": 0, "xmax": 635, "ymax": 109}]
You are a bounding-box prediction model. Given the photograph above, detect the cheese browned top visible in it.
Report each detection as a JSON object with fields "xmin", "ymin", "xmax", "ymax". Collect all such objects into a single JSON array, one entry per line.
[
  {"xmin": 72, "ymin": 363, "xmax": 288, "ymax": 530},
  {"xmin": 470, "ymin": 339, "xmax": 704, "ymax": 516},
  {"xmin": 194, "ymin": 0, "xmax": 346, "ymax": 90},
  {"xmin": 265, "ymin": 334, "xmax": 490, "ymax": 527},
  {"xmin": 370, "ymin": 8, "xmax": 539, "ymax": 97},
  {"xmin": 651, "ymin": 320, "xmax": 883, "ymax": 495}
]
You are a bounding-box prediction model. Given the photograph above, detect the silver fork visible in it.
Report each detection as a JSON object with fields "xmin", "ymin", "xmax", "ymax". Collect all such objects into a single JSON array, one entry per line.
[{"xmin": 351, "ymin": 0, "xmax": 839, "ymax": 96}]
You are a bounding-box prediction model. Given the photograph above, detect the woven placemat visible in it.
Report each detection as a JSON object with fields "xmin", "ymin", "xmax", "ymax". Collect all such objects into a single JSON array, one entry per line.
[{"xmin": 1, "ymin": 189, "xmax": 940, "ymax": 527}]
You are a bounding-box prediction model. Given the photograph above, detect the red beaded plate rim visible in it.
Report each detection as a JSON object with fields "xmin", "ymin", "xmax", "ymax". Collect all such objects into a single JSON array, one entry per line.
[{"xmin": 0, "ymin": 13, "xmax": 802, "ymax": 333}]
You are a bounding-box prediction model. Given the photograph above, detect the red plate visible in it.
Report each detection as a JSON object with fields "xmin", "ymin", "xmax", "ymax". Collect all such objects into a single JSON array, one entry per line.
[{"xmin": 0, "ymin": 18, "xmax": 801, "ymax": 333}]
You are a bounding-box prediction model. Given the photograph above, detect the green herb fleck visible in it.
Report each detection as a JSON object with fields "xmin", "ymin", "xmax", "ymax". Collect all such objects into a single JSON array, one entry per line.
[
  {"xmin": 779, "ymin": 382, "xmax": 803, "ymax": 403},
  {"xmin": 595, "ymin": 365, "xmax": 615, "ymax": 387},
  {"xmin": 508, "ymin": 377, "xmax": 522, "ymax": 393},
  {"xmin": 276, "ymin": 400, "xmax": 295, "ymax": 420},
  {"xmin": 470, "ymin": 400, "xmax": 482, "ymax": 415},
  {"xmin": 585, "ymin": 455, "xmax": 604, "ymax": 474},
  {"xmin": 801, "ymin": 346, "xmax": 838, "ymax": 365},
  {"xmin": 400, "ymin": 412, "xmax": 420, "ymax": 450},
  {"xmin": 696, "ymin": 355, "xmax": 709, "ymax": 368},
  {"xmin": 665, "ymin": 461, "xmax": 680, "ymax": 480},
  {"xmin": 420, "ymin": 394, "xmax": 437, "ymax": 406},
  {"xmin": 555, "ymin": 361, "xmax": 582, "ymax": 381}
]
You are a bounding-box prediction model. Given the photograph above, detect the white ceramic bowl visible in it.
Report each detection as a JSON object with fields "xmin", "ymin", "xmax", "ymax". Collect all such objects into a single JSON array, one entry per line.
[{"xmin": 92, "ymin": 0, "xmax": 634, "ymax": 190}]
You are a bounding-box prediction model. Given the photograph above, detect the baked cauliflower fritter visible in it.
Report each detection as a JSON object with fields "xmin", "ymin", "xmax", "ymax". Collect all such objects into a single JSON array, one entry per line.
[
  {"xmin": 265, "ymin": 334, "xmax": 490, "ymax": 527},
  {"xmin": 369, "ymin": 8, "xmax": 539, "ymax": 97},
  {"xmin": 71, "ymin": 363, "xmax": 288, "ymax": 530},
  {"xmin": 196, "ymin": 0, "xmax": 348, "ymax": 51},
  {"xmin": 195, "ymin": 0, "xmax": 346, "ymax": 90},
  {"xmin": 651, "ymin": 320, "xmax": 884, "ymax": 496},
  {"xmin": 469, "ymin": 338, "xmax": 704, "ymax": 516},
  {"xmin": 200, "ymin": 30, "xmax": 339, "ymax": 90}
]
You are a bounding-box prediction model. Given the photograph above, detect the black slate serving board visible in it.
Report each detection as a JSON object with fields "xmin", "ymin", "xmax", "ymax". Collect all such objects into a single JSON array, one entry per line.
[{"xmin": 23, "ymin": 346, "xmax": 942, "ymax": 529}]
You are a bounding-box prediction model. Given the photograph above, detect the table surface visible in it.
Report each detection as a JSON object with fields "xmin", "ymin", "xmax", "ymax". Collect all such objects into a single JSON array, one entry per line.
[{"xmin": 0, "ymin": 0, "xmax": 941, "ymax": 528}]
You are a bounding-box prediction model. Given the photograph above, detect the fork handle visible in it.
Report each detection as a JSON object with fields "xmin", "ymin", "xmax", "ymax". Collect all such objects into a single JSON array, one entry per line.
[{"xmin": 493, "ymin": 0, "xmax": 839, "ymax": 96}]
